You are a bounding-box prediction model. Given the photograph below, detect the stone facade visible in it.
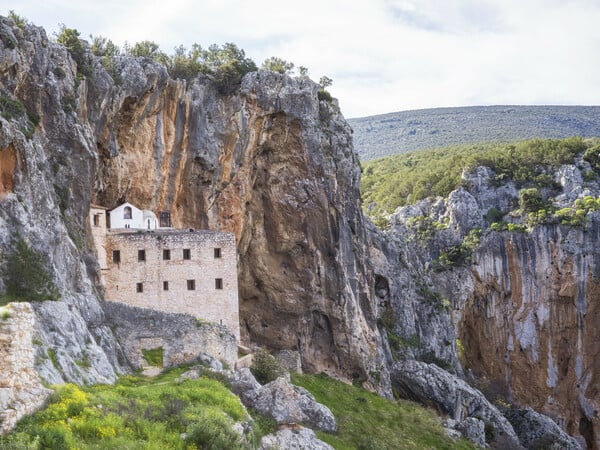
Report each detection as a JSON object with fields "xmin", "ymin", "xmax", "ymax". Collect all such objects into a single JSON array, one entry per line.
[
  {"xmin": 102, "ymin": 302, "xmax": 237, "ymax": 369},
  {"xmin": 0, "ymin": 303, "xmax": 51, "ymax": 435},
  {"xmin": 89, "ymin": 206, "xmax": 240, "ymax": 341}
]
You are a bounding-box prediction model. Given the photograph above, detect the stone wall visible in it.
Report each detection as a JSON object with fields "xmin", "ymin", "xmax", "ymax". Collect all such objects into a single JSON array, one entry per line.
[
  {"xmin": 0, "ymin": 303, "xmax": 50, "ymax": 434},
  {"xmin": 102, "ymin": 301, "xmax": 237, "ymax": 369},
  {"xmin": 99, "ymin": 229, "xmax": 239, "ymax": 340}
]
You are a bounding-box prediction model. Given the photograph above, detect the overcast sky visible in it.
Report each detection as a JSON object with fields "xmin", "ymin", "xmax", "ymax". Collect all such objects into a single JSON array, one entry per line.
[{"xmin": 3, "ymin": 0, "xmax": 599, "ymax": 118}]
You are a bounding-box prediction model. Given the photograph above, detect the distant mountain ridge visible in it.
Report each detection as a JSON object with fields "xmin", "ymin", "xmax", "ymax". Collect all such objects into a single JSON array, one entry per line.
[{"xmin": 348, "ymin": 105, "xmax": 600, "ymax": 161}]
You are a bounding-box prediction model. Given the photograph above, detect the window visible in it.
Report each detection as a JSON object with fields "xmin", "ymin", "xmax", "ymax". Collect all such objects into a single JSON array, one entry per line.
[
  {"xmin": 187, "ymin": 279, "xmax": 195, "ymax": 290},
  {"xmin": 163, "ymin": 281, "xmax": 169, "ymax": 291},
  {"xmin": 159, "ymin": 211, "xmax": 171, "ymax": 228},
  {"xmin": 93, "ymin": 214, "xmax": 100, "ymax": 227},
  {"xmin": 214, "ymin": 248, "xmax": 222, "ymax": 258},
  {"xmin": 215, "ymin": 278, "xmax": 223, "ymax": 290},
  {"xmin": 183, "ymin": 249, "xmax": 191, "ymax": 260},
  {"xmin": 149, "ymin": 318, "xmax": 156, "ymax": 327},
  {"xmin": 136, "ymin": 283, "xmax": 143, "ymax": 293},
  {"xmin": 124, "ymin": 206, "xmax": 132, "ymax": 219},
  {"xmin": 112, "ymin": 250, "xmax": 120, "ymax": 263},
  {"xmin": 163, "ymin": 249, "xmax": 171, "ymax": 260},
  {"xmin": 138, "ymin": 250, "xmax": 146, "ymax": 262}
]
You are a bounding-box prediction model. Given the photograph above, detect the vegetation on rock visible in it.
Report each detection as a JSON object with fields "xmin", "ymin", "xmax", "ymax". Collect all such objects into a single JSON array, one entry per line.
[
  {"xmin": 250, "ymin": 348, "xmax": 286, "ymax": 385},
  {"xmin": 261, "ymin": 56, "xmax": 294, "ymax": 74},
  {"xmin": 362, "ymin": 137, "xmax": 591, "ymax": 220},
  {"xmin": 0, "ymin": 237, "xmax": 60, "ymax": 305}
]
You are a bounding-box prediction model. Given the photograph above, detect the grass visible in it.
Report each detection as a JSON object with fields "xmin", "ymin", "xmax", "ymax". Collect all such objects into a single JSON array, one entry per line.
[
  {"xmin": 292, "ymin": 373, "xmax": 475, "ymax": 450},
  {"xmin": 141, "ymin": 347, "xmax": 164, "ymax": 367},
  {"xmin": 0, "ymin": 368, "xmax": 252, "ymax": 449}
]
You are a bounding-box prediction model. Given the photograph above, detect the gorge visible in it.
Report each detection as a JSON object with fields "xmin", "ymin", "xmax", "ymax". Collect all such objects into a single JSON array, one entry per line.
[{"xmin": 0, "ymin": 15, "xmax": 597, "ymax": 448}]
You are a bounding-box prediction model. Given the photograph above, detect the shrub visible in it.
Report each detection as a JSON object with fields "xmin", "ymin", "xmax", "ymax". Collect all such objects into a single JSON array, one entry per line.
[
  {"xmin": 518, "ymin": 188, "xmax": 544, "ymax": 213},
  {"xmin": 261, "ymin": 56, "xmax": 294, "ymax": 74},
  {"xmin": 485, "ymin": 207, "xmax": 504, "ymax": 223},
  {"xmin": 1, "ymin": 237, "xmax": 60, "ymax": 303},
  {"xmin": 55, "ymin": 25, "xmax": 92, "ymax": 77},
  {"xmin": 8, "ymin": 11, "xmax": 27, "ymax": 30},
  {"xmin": 142, "ymin": 347, "xmax": 163, "ymax": 367},
  {"xmin": 185, "ymin": 408, "xmax": 244, "ymax": 450},
  {"xmin": 583, "ymin": 144, "xmax": 600, "ymax": 170},
  {"xmin": 251, "ymin": 348, "xmax": 286, "ymax": 384},
  {"xmin": 318, "ymin": 89, "xmax": 333, "ymax": 102}
]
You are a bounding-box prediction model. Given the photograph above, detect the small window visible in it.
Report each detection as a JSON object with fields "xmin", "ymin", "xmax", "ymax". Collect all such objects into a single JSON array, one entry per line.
[
  {"xmin": 112, "ymin": 250, "xmax": 121, "ymax": 263},
  {"xmin": 136, "ymin": 282, "xmax": 143, "ymax": 293},
  {"xmin": 149, "ymin": 318, "xmax": 156, "ymax": 327},
  {"xmin": 93, "ymin": 214, "xmax": 100, "ymax": 227},
  {"xmin": 215, "ymin": 278, "xmax": 223, "ymax": 290},
  {"xmin": 138, "ymin": 250, "xmax": 146, "ymax": 262},
  {"xmin": 159, "ymin": 211, "xmax": 171, "ymax": 228},
  {"xmin": 124, "ymin": 206, "xmax": 132, "ymax": 219},
  {"xmin": 183, "ymin": 249, "xmax": 191, "ymax": 260},
  {"xmin": 163, "ymin": 281, "xmax": 169, "ymax": 291},
  {"xmin": 187, "ymin": 279, "xmax": 195, "ymax": 290},
  {"xmin": 214, "ymin": 248, "xmax": 222, "ymax": 258},
  {"xmin": 163, "ymin": 249, "xmax": 171, "ymax": 260}
]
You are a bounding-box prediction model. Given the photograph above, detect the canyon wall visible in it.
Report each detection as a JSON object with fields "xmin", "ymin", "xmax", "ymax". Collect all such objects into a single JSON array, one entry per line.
[
  {"xmin": 0, "ymin": 17, "xmax": 389, "ymax": 395},
  {"xmin": 385, "ymin": 164, "xmax": 600, "ymax": 448}
]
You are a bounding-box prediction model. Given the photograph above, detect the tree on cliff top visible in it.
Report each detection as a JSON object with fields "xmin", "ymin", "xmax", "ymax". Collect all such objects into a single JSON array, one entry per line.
[
  {"xmin": 55, "ymin": 24, "xmax": 92, "ymax": 77},
  {"xmin": 199, "ymin": 43, "xmax": 257, "ymax": 94},
  {"xmin": 261, "ymin": 56, "xmax": 294, "ymax": 74}
]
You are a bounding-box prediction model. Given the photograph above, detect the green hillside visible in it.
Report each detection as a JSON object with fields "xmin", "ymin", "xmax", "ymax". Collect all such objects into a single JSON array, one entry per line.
[
  {"xmin": 349, "ymin": 105, "xmax": 600, "ymax": 161},
  {"xmin": 361, "ymin": 137, "xmax": 596, "ymax": 219},
  {"xmin": 1, "ymin": 367, "xmax": 474, "ymax": 449}
]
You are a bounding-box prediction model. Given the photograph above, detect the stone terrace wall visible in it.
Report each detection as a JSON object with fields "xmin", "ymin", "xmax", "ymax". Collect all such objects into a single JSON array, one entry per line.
[
  {"xmin": 102, "ymin": 301, "xmax": 237, "ymax": 369},
  {"xmin": 101, "ymin": 230, "xmax": 239, "ymax": 340},
  {"xmin": 0, "ymin": 303, "xmax": 50, "ymax": 434}
]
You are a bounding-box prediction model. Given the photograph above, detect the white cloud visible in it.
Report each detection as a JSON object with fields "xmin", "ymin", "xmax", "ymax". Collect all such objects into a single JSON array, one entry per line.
[{"xmin": 2, "ymin": 0, "xmax": 600, "ymax": 117}]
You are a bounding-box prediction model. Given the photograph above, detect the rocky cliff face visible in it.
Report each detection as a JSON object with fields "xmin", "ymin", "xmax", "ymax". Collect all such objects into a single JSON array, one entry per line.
[
  {"xmin": 384, "ymin": 162, "xmax": 600, "ymax": 448},
  {"xmin": 0, "ymin": 16, "xmax": 389, "ymax": 399}
]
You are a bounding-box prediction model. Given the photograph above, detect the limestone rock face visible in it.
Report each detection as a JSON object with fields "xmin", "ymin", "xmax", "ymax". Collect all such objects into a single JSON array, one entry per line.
[
  {"xmin": 92, "ymin": 37, "xmax": 388, "ymax": 393},
  {"xmin": 383, "ymin": 163, "xmax": 600, "ymax": 447},
  {"xmin": 0, "ymin": 17, "xmax": 127, "ymax": 390},
  {"xmin": 0, "ymin": 14, "xmax": 388, "ymax": 416}
]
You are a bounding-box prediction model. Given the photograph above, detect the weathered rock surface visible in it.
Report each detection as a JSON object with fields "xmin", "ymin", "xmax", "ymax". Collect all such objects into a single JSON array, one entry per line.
[
  {"xmin": 383, "ymin": 163, "xmax": 600, "ymax": 447},
  {"xmin": 0, "ymin": 15, "xmax": 390, "ymax": 400},
  {"xmin": 233, "ymin": 371, "xmax": 336, "ymax": 432},
  {"xmin": 504, "ymin": 407, "xmax": 583, "ymax": 450},
  {"xmin": 259, "ymin": 426, "xmax": 334, "ymax": 450},
  {"xmin": 391, "ymin": 360, "xmax": 521, "ymax": 448},
  {"xmin": 102, "ymin": 302, "xmax": 237, "ymax": 369}
]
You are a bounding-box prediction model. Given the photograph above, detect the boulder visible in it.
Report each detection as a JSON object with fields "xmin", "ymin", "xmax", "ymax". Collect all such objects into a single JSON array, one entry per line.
[
  {"xmin": 230, "ymin": 368, "xmax": 261, "ymax": 404},
  {"xmin": 503, "ymin": 407, "xmax": 582, "ymax": 450},
  {"xmin": 259, "ymin": 426, "xmax": 334, "ymax": 450},
  {"xmin": 391, "ymin": 360, "xmax": 522, "ymax": 448},
  {"xmin": 455, "ymin": 417, "xmax": 486, "ymax": 448},
  {"xmin": 245, "ymin": 376, "xmax": 336, "ymax": 432}
]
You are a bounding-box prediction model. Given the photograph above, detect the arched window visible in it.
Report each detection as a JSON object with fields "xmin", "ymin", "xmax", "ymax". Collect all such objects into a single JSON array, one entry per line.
[{"xmin": 124, "ymin": 206, "xmax": 132, "ymax": 219}]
